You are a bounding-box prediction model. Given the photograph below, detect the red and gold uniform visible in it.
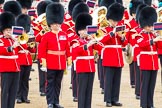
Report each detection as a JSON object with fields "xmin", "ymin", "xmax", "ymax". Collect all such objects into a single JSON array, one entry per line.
[
  {"xmin": 0, "ymin": 37, "xmax": 20, "ymax": 72},
  {"xmin": 40, "ymin": 31, "xmax": 70, "ymax": 70}
]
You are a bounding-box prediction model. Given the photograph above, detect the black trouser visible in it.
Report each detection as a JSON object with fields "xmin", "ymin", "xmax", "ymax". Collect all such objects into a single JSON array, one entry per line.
[
  {"xmin": 46, "ymin": 69, "xmax": 64, "ymax": 105},
  {"xmin": 78, "ymin": 72, "xmax": 95, "ymax": 108},
  {"xmin": 98, "ymin": 56, "xmax": 104, "ymax": 89},
  {"xmin": 159, "ymin": 55, "xmax": 162, "ymax": 66},
  {"xmin": 104, "ymin": 67, "xmax": 122, "ymax": 103},
  {"xmin": 134, "ymin": 62, "xmax": 141, "ymax": 96},
  {"xmin": 1, "ymin": 72, "xmax": 19, "ymax": 108},
  {"xmin": 17, "ymin": 65, "xmax": 31, "ymax": 100},
  {"xmin": 129, "ymin": 62, "xmax": 135, "ymax": 86},
  {"xmin": 71, "ymin": 63, "xmax": 78, "ymax": 98},
  {"xmin": 37, "ymin": 60, "xmax": 47, "ymax": 93},
  {"xmin": 140, "ymin": 70, "xmax": 157, "ymax": 108}
]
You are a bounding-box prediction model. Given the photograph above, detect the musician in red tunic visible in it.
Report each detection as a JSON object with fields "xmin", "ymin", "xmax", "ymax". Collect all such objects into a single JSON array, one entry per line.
[
  {"xmin": 74, "ymin": 13, "xmax": 97, "ymax": 108},
  {"xmin": 15, "ymin": 14, "xmax": 35, "ymax": 104},
  {"xmin": 98, "ymin": 3, "xmax": 126, "ymax": 107},
  {"xmin": 125, "ymin": 0, "xmax": 142, "ymax": 89},
  {"xmin": 136, "ymin": 6, "xmax": 162, "ymax": 108},
  {"xmin": 34, "ymin": 0, "xmax": 52, "ymax": 96},
  {"xmin": 0, "ymin": 12, "xmax": 20, "ymax": 108},
  {"xmin": 40, "ymin": 3, "xmax": 70, "ymax": 108},
  {"xmin": 70, "ymin": 1, "xmax": 89, "ymax": 102}
]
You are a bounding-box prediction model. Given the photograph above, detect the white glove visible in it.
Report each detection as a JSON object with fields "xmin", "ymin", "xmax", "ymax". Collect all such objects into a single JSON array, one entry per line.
[
  {"xmin": 40, "ymin": 66, "xmax": 47, "ymax": 72},
  {"xmin": 12, "ymin": 41, "xmax": 19, "ymax": 48},
  {"xmin": 153, "ymin": 36, "xmax": 162, "ymax": 42},
  {"xmin": 87, "ymin": 39, "xmax": 97, "ymax": 47}
]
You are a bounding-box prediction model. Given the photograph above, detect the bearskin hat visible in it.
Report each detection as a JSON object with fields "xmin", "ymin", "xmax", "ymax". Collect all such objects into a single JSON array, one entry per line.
[
  {"xmin": 3, "ymin": 1, "xmax": 22, "ymax": 17},
  {"xmin": 144, "ymin": 0, "xmax": 152, "ymax": 6},
  {"xmin": 46, "ymin": 3, "xmax": 64, "ymax": 25},
  {"xmin": 135, "ymin": 4, "xmax": 147, "ymax": 23},
  {"xmin": 129, "ymin": 0, "xmax": 142, "ymax": 16},
  {"xmin": 16, "ymin": 14, "xmax": 31, "ymax": 33},
  {"xmin": 37, "ymin": 0, "xmax": 52, "ymax": 16},
  {"xmin": 75, "ymin": 13, "xmax": 92, "ymax": 36},
  {"xmin": 17, "ymin": 0, "xmax": 32, "ymax": 9},
  {"xmin": 100, "ymin": 0, "xmax": 116, "ymax": 9},
  {"xmin": 0, "ymin": 12, "xmax": 15, "ymax": 32},
  {"xmin": 139, "ymin": 6, "xmax": 157, "ymax": 28},
  {"xmin": 72, "ymin": 2, "xmax": 89, "ymax": 22},
  {"xmin": 107, "ymin": 3, "xmax": 124, "ymax": 21},
  {"xmin": 0, "ymin": 0, "xmax": 4, "ymax": 4},
  {"xmin": 116, "ymin": 0, "xmax": 123, "ymax": 5},
  {"xmin": 68, "ymin": 0, "xmax": 83, "ymax": 16}
]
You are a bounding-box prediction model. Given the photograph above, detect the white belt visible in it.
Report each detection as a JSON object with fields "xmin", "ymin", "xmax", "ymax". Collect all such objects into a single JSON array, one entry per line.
[
  {"xmin": 0, "ymin": 55, "xmax": 18, "ymax": 59},
  {"xmin": 140, "ymin": 51, "xmax": 157, "ymax": 55},
  {"xmin": 104, "ymin": 45, "xmax": 121, "ymax": 48},
  {"xmin": 76, "ymin": 56, "xmax": 94, "ymax": 60},
  {"xmin": 18, "ymin": 50, "xmax": 29, "ymax": 53}
]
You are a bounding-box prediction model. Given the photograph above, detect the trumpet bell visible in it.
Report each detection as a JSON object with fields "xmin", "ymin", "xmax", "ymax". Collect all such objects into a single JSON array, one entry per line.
[
  {"xmin": 124, "ymin": 43, "xmax": 133, "ymax": 64},
  {"xmin": 95, "ymin": 29, "xmax": 104, "ymax": 40},
  {"xmin": 18, "ymin": 33, "xmax": 29, "ymax": 44}
]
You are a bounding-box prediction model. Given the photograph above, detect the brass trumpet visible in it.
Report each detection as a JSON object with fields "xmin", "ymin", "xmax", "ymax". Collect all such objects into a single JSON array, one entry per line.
[
  {"xmin": 28, "ymin": 42, "xmax": 36, "ymax": 48},
  {"xmin": 18, "ymin": 33, "xmax": 29, "ymax": 44}
]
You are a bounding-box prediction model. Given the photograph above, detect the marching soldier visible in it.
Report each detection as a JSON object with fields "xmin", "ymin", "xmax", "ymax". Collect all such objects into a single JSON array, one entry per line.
[
  {"xmin": 16, "ymin": 14, "xmax": 35, "ymax": 104},
  {"xmin": 34, "ymin": 0, "xmax": 52, "ymax": 96},
  {"xmin": 63, "ymin": 0, "xmax": 83, "ymax": 90},
  {"xmin": 133, "ymin": 3, "xmax": 147, "ymax": 100},
  {"xmin": 136, "ymin": 6, "xmax": 162, "ymax": 108},
  {"xmin": 99, "ymin": 0, "xmax": 116, "ymax": 94},
  {"xmin": 70, "ymin": 1, "xmax": 89, "ymax": 102},
  {"xmin": 0, "ymin": 12, "xmax": 20, "ymax": 108},
  {"xmin": 98, "ymin": 3, "xmax": 126, "ymax": 107},
  {"xmin": 74, "ymin": 12, "xmax": 97, "ymax": 108},
  {"xmin": 126, "ymin": 0, "xmax": 142, "ymax": 89},
  {"xmin": 40, "ymin": 3, "xmax": 70, "ymax": 108}
]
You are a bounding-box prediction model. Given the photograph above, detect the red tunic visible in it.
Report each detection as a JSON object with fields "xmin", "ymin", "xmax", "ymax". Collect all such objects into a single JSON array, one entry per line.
[
  {"xmin": 40, "ymin": 31, "xmax": 71, "ymax": 70},
  {"xmin": 0, "ymin": 37, "xmax": 20, "ymax": 72},
  {"xmin": 18, "ymin": 44, "xmax": 35, "ymax": 66},
  {"xmin": 74, "ymin": 38, "xmax": 96, "ymax": 73},
  {"xmin": 99, "ymin": 26, "xmax": 127, "ymax": 67},
  {"xmin": 136, "ymin": 31, "xmax": 162, "ymax": 70}
]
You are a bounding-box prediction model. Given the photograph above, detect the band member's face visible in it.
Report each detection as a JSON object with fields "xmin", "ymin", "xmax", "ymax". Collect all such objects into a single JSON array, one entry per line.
[
  {"xmin": 143, "ymin": 26, "xmax": 153, "ymax": 32},
  {"xmin": 108, "ymin": 19, "xmax": 118, "ymax": 27},
  {"xmin": 3, "ymin": 28, "xmax": 12, "ymax": 38},
  {"xmin": 22, "ymin": 8, "xmax": 28, "ymax": 14},
  {"xmin": 78, "ymin": 29, "xmax": 87, "ymax": 38},
  {"xmin": 51, "ymin": 24, "xmax": 61, "ymax": 32}
]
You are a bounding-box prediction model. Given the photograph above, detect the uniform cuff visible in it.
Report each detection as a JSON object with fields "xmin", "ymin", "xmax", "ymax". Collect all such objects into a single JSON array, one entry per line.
[
  {"xmin": 84, "ymin": 45, "xmax": 88, "ymax": 50},
  {"xmin": 150, "ymin": 39, "xmax": 154, "ymax": 45},
  {"xmin": 7, "ymin": 46, "xmax": 13, "ymax": 52},
  {"xmin": 109, "ymin": 32, "xmax": 115, "ymax": 37}
]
